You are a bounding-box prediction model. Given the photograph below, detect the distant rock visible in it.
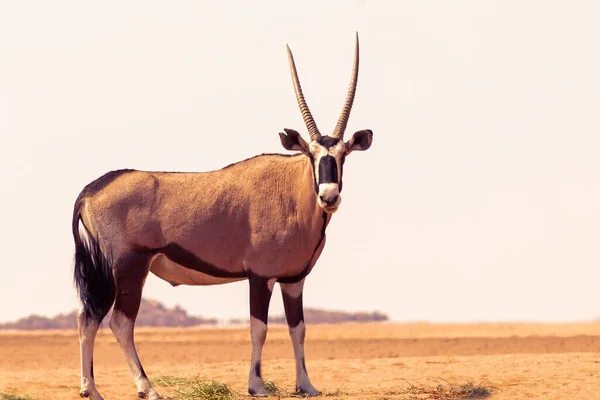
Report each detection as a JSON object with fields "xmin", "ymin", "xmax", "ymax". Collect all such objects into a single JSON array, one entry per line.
[
  {"xmin": 0, "ymin": 298, "xmax": 218, "ymax": 330},
  {"xmin": 114, "ymin": 299, "xmax": 218, "ymax": 328},
  {"xmin": 226, "ymin": 308, "xmax": 389, "ymax": 325},
  {"xmin": 269, "ymin": 308, "xmax": 389, "ymax": 325},
  {"xmin": 0, "ymin": 312, "xmax": 79, "ymax": 330}
]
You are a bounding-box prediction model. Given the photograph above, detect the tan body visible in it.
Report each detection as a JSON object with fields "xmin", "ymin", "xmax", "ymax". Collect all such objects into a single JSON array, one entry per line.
[{"xmin": 80, "ymin": 154, "xmax": 328, "ymax": 286}]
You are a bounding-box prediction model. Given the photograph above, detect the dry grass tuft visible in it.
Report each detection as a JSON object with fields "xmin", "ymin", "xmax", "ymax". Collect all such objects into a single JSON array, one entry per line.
[
  {"xmin": 323, "ymin": 385, "xmax": 350, "ymax": 397},
  {"xmin": 0, "ymin": 393, "xmax": 36, "ymax": 400},
  {"xmin": 174, "ymin": 378, "xmax": 238, "ymax": 400},
  {"xmin": 150, "ymin": 375, "xmax": 195, "ymax": 388},
  {"xmin": 386, "ymin": 379, "xmax": 496, "ymax": 399},
  {"xmin": 262, "ymin": 379, "xmax": 290, "ymax": 397}
]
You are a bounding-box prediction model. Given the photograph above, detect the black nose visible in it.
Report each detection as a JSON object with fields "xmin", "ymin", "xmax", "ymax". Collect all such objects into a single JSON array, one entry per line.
[{"xmin": 320, "ymin": 195, "xmax": 338, "ymax": 205}]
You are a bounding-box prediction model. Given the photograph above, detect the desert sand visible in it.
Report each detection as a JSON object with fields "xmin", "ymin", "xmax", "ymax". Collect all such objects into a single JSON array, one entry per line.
[{"xmin": 1, "ymin": 322, "xmax": 600, "ymax": 399}]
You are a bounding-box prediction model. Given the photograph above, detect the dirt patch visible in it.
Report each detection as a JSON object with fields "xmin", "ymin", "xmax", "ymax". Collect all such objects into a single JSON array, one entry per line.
[{"xmin": 1, "ymin": 322, "xmax": 599, "ymax": 399}]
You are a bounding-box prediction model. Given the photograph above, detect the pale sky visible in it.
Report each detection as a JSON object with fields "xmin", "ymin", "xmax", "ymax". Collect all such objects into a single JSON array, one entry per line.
[{"xmin": 1, "ymin": 1, "xmax": 599, "ymax": 324}]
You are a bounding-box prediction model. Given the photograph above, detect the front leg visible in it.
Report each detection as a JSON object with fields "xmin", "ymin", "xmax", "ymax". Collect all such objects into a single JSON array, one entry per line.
[
  {"xmin": 280, "ymin": 279, "xmax": 321, "ymax": 396},
  {"xmin": 248, "ymin": 273, "xmax": 275, "ymax": 397}
]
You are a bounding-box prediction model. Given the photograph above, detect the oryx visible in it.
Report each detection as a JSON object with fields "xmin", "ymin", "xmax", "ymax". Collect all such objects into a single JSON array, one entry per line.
[{"xmin": 72, "ymin": 33, "xmax": 373, "ymax": 400}]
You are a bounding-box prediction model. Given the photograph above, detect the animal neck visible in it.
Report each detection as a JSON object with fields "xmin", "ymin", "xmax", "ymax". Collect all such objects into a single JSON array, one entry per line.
[{"xmin": 294, "ymin": 156, "xmax": 332, "ymax": 227}]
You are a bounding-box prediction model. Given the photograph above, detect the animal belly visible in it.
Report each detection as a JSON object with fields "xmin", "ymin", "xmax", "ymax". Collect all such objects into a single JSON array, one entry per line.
[{"xmin": 149, "ymin": 254, "xmax": 247, "ymax": 286}]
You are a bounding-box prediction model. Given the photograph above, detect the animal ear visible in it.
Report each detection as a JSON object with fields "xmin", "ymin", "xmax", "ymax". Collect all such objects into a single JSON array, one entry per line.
[
  {"xmin": 279, "ymin": 128, "xmax": 309, "ymax": 154},
  {"xmin": 345, "ymin": 129, "xmax": 373, "ymax": 154}
]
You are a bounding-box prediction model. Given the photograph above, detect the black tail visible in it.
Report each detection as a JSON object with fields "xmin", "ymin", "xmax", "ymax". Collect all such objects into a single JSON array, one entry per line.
[{"xmin": 72, "ymin": 206, "xmax": 116, "ymax": 322}]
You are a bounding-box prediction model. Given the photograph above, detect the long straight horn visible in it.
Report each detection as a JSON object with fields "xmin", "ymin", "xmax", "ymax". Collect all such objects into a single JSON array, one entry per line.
[
  {"xmin": 332, "ymin": 32, "xmax": 360, "ymax": 140},
  {"xmin": 287, "ymin": 44, "xmax": 321, "ymax": 141}
]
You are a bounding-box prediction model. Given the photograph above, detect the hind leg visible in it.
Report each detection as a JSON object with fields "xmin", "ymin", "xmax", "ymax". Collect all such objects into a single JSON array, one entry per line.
[
  {"xmin": 78, "ymin": 308, "xmax": 110, "ymax": 399},
  {"xmin": 109, "ymin": 252, "xmax": 162, "ymax": 400}
]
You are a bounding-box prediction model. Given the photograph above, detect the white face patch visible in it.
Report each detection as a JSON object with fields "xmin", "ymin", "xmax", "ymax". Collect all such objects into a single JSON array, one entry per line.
[{"xmin": 318, "ymin": 183, "xmax": 340, "ymax": 201}]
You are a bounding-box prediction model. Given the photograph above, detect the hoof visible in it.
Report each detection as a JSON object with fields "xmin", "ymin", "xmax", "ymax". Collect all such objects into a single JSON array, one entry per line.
[
  {"xmin": 248, "ymin": 387, "xmax": 270, "ymax": 397},
  {"xmin": 296, "ymin": 386, "xmax": 322, "ymax": 397},
  {"xmin": 79, "ymin": 389, "xmax": 104, "ymax": 400},
  {"xmin": 139, "ymin": 389, "xmax": 163, "ymax": 400}
]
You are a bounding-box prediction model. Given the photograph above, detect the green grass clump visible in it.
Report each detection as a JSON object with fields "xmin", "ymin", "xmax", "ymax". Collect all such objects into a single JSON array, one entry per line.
[
  {"xmin": 175, "ymin": 378, "xmax": 238, "ymax": 400},
  {"xmin": 0, "ymin": 393, "xmax": 36, "ymax": 400}
]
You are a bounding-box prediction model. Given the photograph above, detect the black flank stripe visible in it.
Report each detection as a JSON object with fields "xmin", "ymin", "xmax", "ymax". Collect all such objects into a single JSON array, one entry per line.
[{"xmin": 159, "ymin": 243, "xmax": 247, "ymax": 279}]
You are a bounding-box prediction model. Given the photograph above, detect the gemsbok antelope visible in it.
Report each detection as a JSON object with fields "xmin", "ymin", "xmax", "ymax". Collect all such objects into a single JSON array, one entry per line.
[{"xmin": 73, "ymin": 33, "xmax": 373, "ymax": 399}]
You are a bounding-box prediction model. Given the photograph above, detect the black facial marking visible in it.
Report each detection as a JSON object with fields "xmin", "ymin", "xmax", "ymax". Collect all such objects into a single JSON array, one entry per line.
[
  {"xmin": 254, "ymin": 362, "xmax": 262, "ymax": 378},
  {"xmin": 339, "ymin": 153, "xmax": 346, "ymax": 192},
  {"xmin": 318, "ymin": 155, "xmax": 338, "ymax": 184},
  {"xmin": 317, "ymin": 136, "xmax": 340, "ymax": 149},
  {"xmin": 308, "ymin": 153, "xmax": 319, "ymax": 194},
  {"xmin": 282, "ymin": 290, "xmax": 304, "ymax": 328},
  {"xmin": 248, "ymin": 271, "xmax": 273, "ymax": 325}
]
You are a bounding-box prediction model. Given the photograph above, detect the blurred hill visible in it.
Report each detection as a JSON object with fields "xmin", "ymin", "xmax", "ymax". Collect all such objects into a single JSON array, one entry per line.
[
  {"xmin": 269, "ymin": 308, "xmax": 389, "ymax": 325},
  {"xmin": 0, "ymin": 298, "xmax": 388, "ymax": 330},
  {"xmin": 0, "ymin": 299, "xmax": 217, "ymax": 330}
]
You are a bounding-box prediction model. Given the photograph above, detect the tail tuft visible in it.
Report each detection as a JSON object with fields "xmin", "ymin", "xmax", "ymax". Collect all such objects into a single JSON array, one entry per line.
[{"xmin": 72, "ymin": 214, "xmax": 116, "ymax": 321}]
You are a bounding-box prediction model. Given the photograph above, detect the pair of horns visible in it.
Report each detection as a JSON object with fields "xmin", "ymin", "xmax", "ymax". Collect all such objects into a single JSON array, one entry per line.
[{"xmin": 287, "ymin": 32, "xmax": 360, "ymax": 141}]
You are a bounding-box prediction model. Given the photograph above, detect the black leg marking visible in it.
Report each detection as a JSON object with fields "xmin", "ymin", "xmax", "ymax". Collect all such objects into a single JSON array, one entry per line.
[
  {"xmin": 301, "ymin": 356, "xmax": 307, "ymax": 374},
  {"xmin": 247, "ymin": 272, "xmax": 273, "ymax": 397},
  {"xmin": 248, "ymin": 272, "xmax": 273, "ymax": 324},
  {"xmin": 114, "ymin": 250, "xmax": 153, "ymax": 320},
  {"xmin": 282, "ymin": 290, "xmax": 304, "ymax": 328},
  {"xmin": 140, "ymin": 364, "xmax": 148, "ymax": 380},
  {"xmin": 90, "ymin": 359, "xmax": 94, "ymax": 378},
  {"xmin": 254, "ymin": 362, "xmax": 262, "ymax": 378}
]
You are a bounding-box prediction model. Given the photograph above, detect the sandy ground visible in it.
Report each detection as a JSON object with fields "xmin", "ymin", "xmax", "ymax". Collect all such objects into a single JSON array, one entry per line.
[{"xmin": 1, "ymin": 322, "xmax": 600, "ymax": 399}]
